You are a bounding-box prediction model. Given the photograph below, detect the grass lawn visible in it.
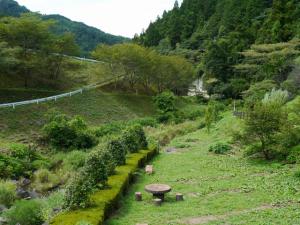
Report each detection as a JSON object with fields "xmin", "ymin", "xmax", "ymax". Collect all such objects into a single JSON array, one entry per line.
[{"xmin": 106, "ymin": 112, "xmax": 300, "ymax": 225}]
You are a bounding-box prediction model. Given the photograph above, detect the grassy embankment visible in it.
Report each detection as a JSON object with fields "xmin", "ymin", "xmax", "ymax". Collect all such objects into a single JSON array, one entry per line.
[
  {"xmin": 0, "ymin": 58, "xmax": 114, "ymax": 103},
  {"xmin": 106, "ymin": 112, "xmax": 300, "ymax": 225}
]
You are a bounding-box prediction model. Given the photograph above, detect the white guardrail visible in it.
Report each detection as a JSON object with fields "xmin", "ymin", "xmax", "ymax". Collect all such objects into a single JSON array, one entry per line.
[{"xmin": 0, "ymin": 74, "xmax": 124, "ymax": 109}]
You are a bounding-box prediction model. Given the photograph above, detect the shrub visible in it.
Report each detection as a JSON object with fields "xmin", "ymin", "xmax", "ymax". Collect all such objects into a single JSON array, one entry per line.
[
  {"xmin": 205, "ymin": 101, "xmax": 221, "ymax": 133},
  {"xmin": 196, "ymin": 94, "xmax": 209, "ymax": 103},
  {"xmin": 42, "ymin": 191, "xmax": 65, "ymax": 221},
  {"xmin": 157, "ymin": 112, "xmax": 176, "ymax": 123},
  {"xmin": 129, "ymin": 117, "xmax": 158, "ymax": 128},
  {"xmin": 286, "ymin": 145, "xmax": 300, "ymax": 164},
  {"xmin": 100, "ymin": 148, "xmax": 117, "ymax": 176},
  {"xmin": 154, "ymin": 91, "xmax": 177, "ymax": 123},
  {"xmin": 154, "ymin": 91, "xmax": 176, "ymax": 114},
  {"xmin": 3, "ymin": 200, "xmax": 45, "ymax": 225},
  {"xmin": 122, "ymin": 124, "xmax": 148, "ymax": 153},
  {"xmin": 0, "ymin": 180, "xmax": 17, "ymax": 207},
  {"xmin": 182, "ymin": 109, "xmax": 204, "ymax": 121},
  {"xmin": 75, "ymin": 131, "xmax": 98, "ymax": 149},
  {"xmin": 94, "ymin": 122, "xmax": 124, "ymax": 138},
  {"xmin": 32, "ymin": 160, "xmax": 50, "ymax": 170},
  {"xmin": 243, "ymin": 89, "xmax": 288, "ymax": 160},
  {"xmin": 294, "ymin": 170, "xmax": 300, "ymax": 179},
  {"xmin": 63, "ymin": 171, "xmax": 94, "ymax": 210},
  {"xmin": 35, "ymin": 169, "xmax": 51, "ymax": 183},
  {"xmin": 64, "ymin": 151, "xmax": 87, "ymax": 170},
  {"xmin": 9, "ymin": 144, "xmax": 40, "ymax": 162},
  {"xmin": 32, "ymin": 169, "xmax": 61, "ymax": 193},
  {"xmin": 83, "ymin": 149, "xmax": 108, "ymax": 186},
  {"xmin": 0, "ymin": 144, "xmax": 44, "ymax": 179},
  {"xmin": 107, "ymin": 137, "xmax": 126, "ymax": 166},
  {"xmin": 209, "ymin": 143, "xmax": 232, "ymax": 154},
  {"xmin": 43, "ymin": 113, "xmax": 98, "ymax": 150}
]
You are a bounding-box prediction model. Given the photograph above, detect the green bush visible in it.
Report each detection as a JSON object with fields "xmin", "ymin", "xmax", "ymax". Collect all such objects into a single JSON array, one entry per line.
[
  {"xmin": 94, "ymin": 122, "xmax": 124, "ymax": 138},
  {"xmin": 75, "ymin": 131, "xmax": 98, "ymax": 149},
  {"xmin": 42, "ymin": 191, "xmax": 65, "ymax": 221},
  {"xmin": 3, "ymin": 200, "xmax": 45, "ymax": 225},
  {"xmin": 157, "ymin": 112, "xmax": 176, "ymax": 123},
  {"xmin": 83, "ymin": 149, "xmax": 108, "ymax": 186},
  {"xmin": 107, "ymin": 138, "xmax": 126, "ymax": 166},
  {"xmin": 129, "ymin": 117, "xmax": 158, "ymax": 128},
  {"xmin": 294, "ymin": 170, "xmax": 300, "ymax": 179},
  {"xmin": 196, "ymin": 94, "xmax": 209, "ymax": 103},
  {"xmin": 0, "ymin": 144, "xmax": 44, "ymax": 179},
  {"xmin": 10, "ymin": 144, "xmax": 40, "ymax": 162},
  {"xmin": 154, "ymin": 91, "xmax": 176, "ymax": 114},
  {"xmin": 35, "ymin": 169, "xmax": 52, "ymax": 183},
  {"xmin": 122, "ymin": 124, "xmax": 148, "ymax": 153},
  {"xmin": 100, "ymin": 148, "xmax": 116, "ymax": 176},
  {"xmin": 154, "ymin": 91, "xmax": 177, "ymax": 123},
  {"xmin": 32, "ymin": 169, "xmax": 62, "ymax": 193},
  {"xmin": 43, "ymin": 113, "xmax": 98, "ymax": 150},
  {"xmin": 287, "ymin": 145, "xmax": 300, "ymax": 164},
  {"xmin": 51, "ymin": 147, "xmax": 158, "ymax": 225},
  {"xmin": 0, "ymin": 180, "xmax": 17, "ymax": 207},
  {"xmin": 63, "ymin": 171, "xmax": 94, "ymax": 210},
  {"xmin": 209, "ymin": 143, "xmax": 232, "ymax": 154},
  {"xmin": 64, "ymin": 151, "xmax": 87, "ymax": 170}
]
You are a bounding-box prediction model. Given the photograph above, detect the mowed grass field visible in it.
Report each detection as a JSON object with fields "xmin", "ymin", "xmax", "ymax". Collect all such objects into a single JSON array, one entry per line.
[{"xmin": 106, "ymin": 113, "xmax": 300, "ymax": 225}]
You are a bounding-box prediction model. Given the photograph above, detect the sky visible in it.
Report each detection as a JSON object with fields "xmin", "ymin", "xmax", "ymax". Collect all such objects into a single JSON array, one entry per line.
[{"xmin": 15, "ymin": 0, "xmax": 183, "ymax": 38}]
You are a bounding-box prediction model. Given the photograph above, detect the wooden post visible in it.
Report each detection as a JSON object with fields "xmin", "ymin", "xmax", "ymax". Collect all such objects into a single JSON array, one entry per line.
[
  {"xmin": 153, "ymin": 198, "xmax": 162, "ymax": 206},
  {"xmin": 135, "ymin": 192, "xmax": 142, "ymax": 201},
  {"xmin": 176, "ymin": 193, "xmax": 184, "ymax": 201},
  {"xmin": 145, "ymin": 165, "xmax": 153, "ymax": 174}
]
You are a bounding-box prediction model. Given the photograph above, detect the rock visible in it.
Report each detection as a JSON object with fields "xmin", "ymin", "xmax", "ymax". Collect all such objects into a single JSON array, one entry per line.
[
  {"xmin": 153, "ymin": 198, "xmax": 162, "ymax": 206},
  {"xmin": 176, "ymin": 193, "xmax": 184, "ymax": 201},
  {"xmin": 28, "ymin": 190, "xmax": 39, "ymax": 199},
  {"xmin": 165, "ymin": 147, "xmax": 177, "ymax": 153},
  {"xmin": 17, "ymin": 188, "xmax": 31, "ymax": 199},
  {"xmin": 0, "ymin": 217, "xmax": 7, "ymax": 224},
  {"xmin": 145, "ymin": 165, "xmax": 154, "ymax": 174},
  {"xmin": 53, "ymin": 207, "xmax": 62, "ymax": 214},
  {"xmin": 135, "ymin": 192, "xmax": 142, "ymax": 201},
  {"xmin": 21, "ymin": 178, "xmax": 31, "ymax": 187},
  {"xmin": 0, "ymin": 205, "xmax": 7, "ymax": 213}
]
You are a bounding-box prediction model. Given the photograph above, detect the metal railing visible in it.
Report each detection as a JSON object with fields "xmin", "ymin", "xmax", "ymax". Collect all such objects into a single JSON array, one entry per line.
[{"xmin": 0, "ymin": 74, "xmax": 124, "ymax": 109}]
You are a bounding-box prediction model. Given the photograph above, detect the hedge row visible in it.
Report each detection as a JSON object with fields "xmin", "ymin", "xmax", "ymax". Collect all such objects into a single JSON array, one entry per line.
[{"xmin": 50, "ymin": 146, "xmax": 158, "ymax": 225}]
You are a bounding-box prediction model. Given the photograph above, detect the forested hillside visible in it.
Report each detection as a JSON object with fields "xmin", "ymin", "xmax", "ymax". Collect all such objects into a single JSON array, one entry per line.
[
  {"xmin": 136, "ymin": 0, "xmax": 300, "ymax": 98},
  {"xmin": 0, "ymin": 0, "xmax": 129, "ymax": 55}
]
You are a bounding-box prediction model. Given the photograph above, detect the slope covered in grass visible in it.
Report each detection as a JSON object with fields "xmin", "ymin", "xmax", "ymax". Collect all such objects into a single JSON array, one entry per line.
[
  {"xmin": 0, "ymin": 57, "xmax": 123, "ymax": 105},
  {"xmin": 106, "ymin": 112, "xmax": 300, "ymax": 225},
  {"xmin": 0, "ymin": 89, "xmax": 156, "ymax": 141}
]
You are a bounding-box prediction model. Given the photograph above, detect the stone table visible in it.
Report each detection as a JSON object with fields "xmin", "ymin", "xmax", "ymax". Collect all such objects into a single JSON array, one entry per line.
[{"xmin": 145, "ymin": 184, "xmax": 171, "ymax": 201}]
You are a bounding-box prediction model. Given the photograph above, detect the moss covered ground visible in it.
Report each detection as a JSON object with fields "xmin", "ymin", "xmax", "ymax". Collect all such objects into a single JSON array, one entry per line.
[{"xmin": 106, "ymin": 112, "xmax": 300, "ymax": 225}]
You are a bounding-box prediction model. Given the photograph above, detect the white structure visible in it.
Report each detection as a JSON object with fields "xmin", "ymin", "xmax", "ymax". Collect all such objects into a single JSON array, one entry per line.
[{"xmin": 188, "ymin": 77, "xmax": 209, "ymax": 98}]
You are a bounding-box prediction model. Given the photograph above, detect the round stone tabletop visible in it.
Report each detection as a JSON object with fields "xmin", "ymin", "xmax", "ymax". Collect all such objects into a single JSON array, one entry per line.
[{"xmin": 145, "ymin": 184, "xmax": 172, "ymax": 194}]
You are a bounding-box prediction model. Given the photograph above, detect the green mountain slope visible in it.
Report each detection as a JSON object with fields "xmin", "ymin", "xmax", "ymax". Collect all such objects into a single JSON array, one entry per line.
[
  {"xmin": 0, "ymin": 0, "xmax": 129, "ymax": 55},
  {"xmin": 138, "ymin": 0, "xmax": 299, "ymax": 49}
]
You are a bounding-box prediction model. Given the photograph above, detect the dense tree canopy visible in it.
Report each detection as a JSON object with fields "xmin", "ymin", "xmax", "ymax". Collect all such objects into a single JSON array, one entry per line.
[
  {"xmin": 136, "ymin": 0, "xmax": 300, "ymax": 98},
  {"xmin": 0, "ymin": 0, "xmax": 129, "ymax": 56},
  {"xmin": 92, "ymin": 43, "xmax": 195, "ymax": 94},
  {"xmin": 0, "ymin": 13, "xmax": 79, "ymax": 87}
]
